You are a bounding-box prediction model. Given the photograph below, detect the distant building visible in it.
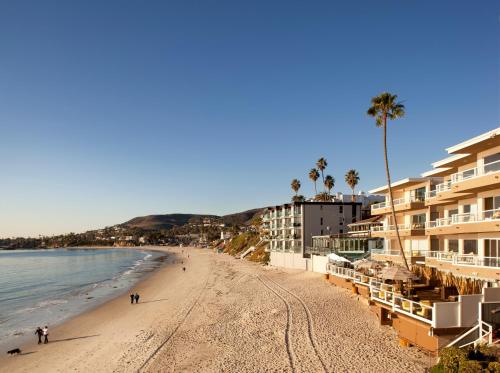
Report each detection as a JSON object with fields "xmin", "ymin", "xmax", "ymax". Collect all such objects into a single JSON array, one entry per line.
[{"xmin": 263, "ymin": 201, "xmax": 362, "ymax": 270}]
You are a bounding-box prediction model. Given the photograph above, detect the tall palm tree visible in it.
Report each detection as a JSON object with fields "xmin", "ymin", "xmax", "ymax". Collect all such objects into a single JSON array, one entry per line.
[
  {"xmin": 367, "ymin": 92, "xmax": 409, "ymax": 270},
  {"xmin": 345, "ymin": 169, "xmax": 360, "ymax": 202},
  {"xmin": 309, "ymin": 168, "xmax": 320, "ymax": 197},
  {"xmin": 324, "ymin": 175, "xmax": 334, "ymax": 199},
  {"xmin": 316, "ymin": 158, "xmax": 328, "ymax": 192},
  {"xmin": 291, "ymin": 179, "xmax": 301, "ymax": 197}
]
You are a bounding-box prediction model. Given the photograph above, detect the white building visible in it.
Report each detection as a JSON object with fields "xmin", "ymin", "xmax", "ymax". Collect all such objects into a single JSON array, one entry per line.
[{"xmin": 263, "ymin": 201, "xmax": 362, "ymax": 271}]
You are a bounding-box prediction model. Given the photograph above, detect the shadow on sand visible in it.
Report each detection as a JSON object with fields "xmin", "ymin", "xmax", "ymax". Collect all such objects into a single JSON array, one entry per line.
[
  {"xmin": 137, "ymin": 298, "xmax": 169, "ymax": 304},
  {"xmin": 50, "ymin": 334, "xmax": 100, "ymax": 343},
  {"xmin": 19, "ymin": 351, "xmax": 37, "ymax": 356}
]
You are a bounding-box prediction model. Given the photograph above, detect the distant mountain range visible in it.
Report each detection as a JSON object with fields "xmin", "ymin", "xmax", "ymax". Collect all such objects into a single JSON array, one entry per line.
[{"xmin": 120, "ymin": 208, "xmax": 264, "ymax": 230}]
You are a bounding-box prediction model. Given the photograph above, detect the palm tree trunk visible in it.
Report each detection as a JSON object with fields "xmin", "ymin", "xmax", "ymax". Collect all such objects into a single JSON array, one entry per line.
[
  {"xmin": 351, "ymin": 187, "xmax": 355, "ymax": 202},
  {"xmin": 383, "ymin": 118, "xmax": 410, "ymax": 270},
  {"xmin": 314, "ymin": 182, "xmax": 317, "ymax": 197},
  {"xmin": 321, "ymin": 171, "xmax": 325, "ymax": 192}
]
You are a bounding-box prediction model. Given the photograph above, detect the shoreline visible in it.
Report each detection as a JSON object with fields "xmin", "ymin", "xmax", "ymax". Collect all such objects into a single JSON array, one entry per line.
[
  {"xmin": 1, "ymin": 247, "xmax": 428, "ymax": 372},
  {"xmin": 0, "ymin": 246, "xmax": 173, "ymax": 352}
]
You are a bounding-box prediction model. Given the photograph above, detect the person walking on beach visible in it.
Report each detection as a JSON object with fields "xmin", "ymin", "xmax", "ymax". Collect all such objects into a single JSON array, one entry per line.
[
  {"xmin": 130, "ymin": 293, "xmax": 134, "ymax": 304},
  {"xmin": 42, "ymin": 326, "xmax": 49, "ymax": 344},
  {"xmin": 134, "ymin": 293, "xmax": 140, "ymax": 304},
  {"xmin": 35, "ymin": 327, "xmax": 43, "ymax": 344}
]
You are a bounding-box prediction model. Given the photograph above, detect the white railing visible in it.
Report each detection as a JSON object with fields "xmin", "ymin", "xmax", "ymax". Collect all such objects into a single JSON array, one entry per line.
[
  {"xmin": 427, "ymin": 251, "xmax": 500, "ymax": 268},
  {"xmin": 447, "ymin": 321, "xmax": 493, "ymax": 349},
  {"xmin": 452, "ymin": 212, "xmax": 477, "ymax": 224},
  {"xmin": 451, "ymin": 159, "xmax": 500, "ymax": 184},
  {"xmin": 426, "ymin": 181, "xmax": 452, "ymax": 199},
  {"xmin": 372, "ymin": 195, "xmax": 425, "ymax": 210},
  {"xmin": 427, "ymin": 208, "xmax": 500, "ymax": 228},
  {"xmin": 326, "ymin": 264, "xmax": 433, "ymax": 324},
  {"xmin": 371, "ymin": 223, "xmax": 425, "ymax": 232}
]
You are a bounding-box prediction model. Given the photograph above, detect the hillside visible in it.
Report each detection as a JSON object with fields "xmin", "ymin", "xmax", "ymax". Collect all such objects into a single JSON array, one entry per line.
[{"xmin": 121, "ymin": 208, "xmax": 264, "ymax": 230}]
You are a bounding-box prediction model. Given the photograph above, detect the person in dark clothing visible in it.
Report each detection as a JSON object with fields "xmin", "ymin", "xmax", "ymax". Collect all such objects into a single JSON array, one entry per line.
[
  {"xmin": 134, "ymin": 293, "xmax": 140, "ymax": 304},
  {"xmin": 183, "ymin": 267, "xmax": 186, "ymax": 272},
  {"xmin": 130, "ymin": 293, "xmax": 134, "ymax": 304},
  {"xmin": 35, "ymin": 327, "xmax": 43, "ymax": 344}
]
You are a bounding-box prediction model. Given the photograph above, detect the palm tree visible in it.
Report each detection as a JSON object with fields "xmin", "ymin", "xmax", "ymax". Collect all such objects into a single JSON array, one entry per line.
[
  {"xmin": 367, "ymin": 92, "xmax": 409, "ymax": 270},
  {"xmin": 316, "ymin": 158, "xmax": 328, "ymax": 192},
  {"xmin": 345, "ymin": 169, "xmax": 360, "ymax": 202},
  {"xmin": 309, "ymin": 168, "xmax": 320, "ymax": 197},
  {"xmin": 291, "ymin": 179, "xmax": 301, "ymax": 197},
  {"xmin": 324, "ymin": 175, "xmax": 334, "ymax": 198}
]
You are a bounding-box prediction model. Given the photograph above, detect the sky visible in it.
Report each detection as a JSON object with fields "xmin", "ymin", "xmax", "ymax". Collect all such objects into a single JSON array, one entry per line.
[{"xmin": 0, "ymin": 1, "xmax": 498, "ymax": 237}]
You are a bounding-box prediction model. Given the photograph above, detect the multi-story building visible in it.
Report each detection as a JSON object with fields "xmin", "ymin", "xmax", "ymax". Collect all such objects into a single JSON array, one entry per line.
[
  {"xmin": 263, "ymin": 201, "xmax": 361, "ymax": 270},
  {"xmin": 369, "ymin": 127, "xmax": 500, "ymax": 286}
]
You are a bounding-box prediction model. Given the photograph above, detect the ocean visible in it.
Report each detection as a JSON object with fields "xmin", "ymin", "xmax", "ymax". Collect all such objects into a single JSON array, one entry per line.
[{"xmin": 0, "ymin": 248, "xmax": 164, "ymax": 349}]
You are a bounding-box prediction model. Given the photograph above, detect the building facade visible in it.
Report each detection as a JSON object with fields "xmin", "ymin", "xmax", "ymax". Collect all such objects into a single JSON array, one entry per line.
[{"xmin": 369, "ymin": 127, "xmax": 500, "ymax": 285}]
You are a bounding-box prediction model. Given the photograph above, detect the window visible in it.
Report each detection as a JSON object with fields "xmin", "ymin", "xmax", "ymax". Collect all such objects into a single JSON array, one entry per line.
[
  {"xmin": 339, "ymin": 229, "xmax": 343, "ymax": 234},
  {"xmin": 448, "ymin": 209, "xmax": 458, "ymax": 218},
  {"xmin": 339, "ymin": 206, "xmax": 343, "ymax": 214},
  {"xmin": 463, "ymin": 240, "xmax": 477, "ymax": 255},
  {"xmin": 320, "ymin": 229, "xmax": 324, "ymax": 235},
  {"xmin": 412, "ymin": 187, "xmax": 426, "ymax": 202},
  {"xmin": 411, "ymin": 214, "xmax": 426, "ymax": 228},
  {"xmin": 484, "ymin": 196, "xmax": 500, "ymax": 211},
  {"xmin": 484, "ymin": 153, "xmax": 500, "ymax": 173},
  {"xmin": 320, "ymin": 217, "xmax": 323, "ymax": 225},
  {"xmin": 448, "ymin": 239, "xmax": 458, "ymax": 253},
  {"xmin": 485, "ymin": 240, "xmax": 500, "ymax": 266}
]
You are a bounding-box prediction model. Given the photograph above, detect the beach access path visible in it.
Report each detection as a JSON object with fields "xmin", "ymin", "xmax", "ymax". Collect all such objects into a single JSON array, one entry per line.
[{"xmin": 1, "ymin": 247, "xmax": 429, "ymax": 372}]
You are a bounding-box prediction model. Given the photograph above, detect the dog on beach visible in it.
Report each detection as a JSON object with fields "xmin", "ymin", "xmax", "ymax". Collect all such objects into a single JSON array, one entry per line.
[{"xmin": 7, "ymin": 348, "xmax": 21, "ymax": 355}]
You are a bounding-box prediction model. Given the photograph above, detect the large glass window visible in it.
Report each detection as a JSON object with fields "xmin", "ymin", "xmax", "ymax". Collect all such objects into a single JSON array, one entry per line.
[
  {"xmin": 412, "ymin": 187, "xmax": 426, "ymax": 202},
  {"xmin": 484, "ymin": 153, "xmax": 500, "ymax": 173},
  {"xmin": 411, "ymin": 214, "xmax": 426, "ymax": 228},
  {"xmin": 463, "ymin": 240, "xmax": 477, "ymax": 255}
]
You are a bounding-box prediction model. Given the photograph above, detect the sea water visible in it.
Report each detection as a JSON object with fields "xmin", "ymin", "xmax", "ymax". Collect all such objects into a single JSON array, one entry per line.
[{"xmin": 0, "ymin": 248, "xmax": 164, "ymax": 349}]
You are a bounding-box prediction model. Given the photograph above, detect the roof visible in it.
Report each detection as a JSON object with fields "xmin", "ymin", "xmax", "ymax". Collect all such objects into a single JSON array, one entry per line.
[
  {"xmin": 431, "ymin": 153, "xmax": 471, "ymax": 168},
  {"xmin": 446, "ymin": 127, "xmax": 500, "ymax": 155},
  {"xmin": 368, "ymin": 178, "xmax": 427, "ymax": 194},
  {"xmin": 347, "ymin": 215, "xmax": 382, "ymax": 226},
  {"xmin": 420, "ymin": 168, "xmax": 450, "ymax": 177}
]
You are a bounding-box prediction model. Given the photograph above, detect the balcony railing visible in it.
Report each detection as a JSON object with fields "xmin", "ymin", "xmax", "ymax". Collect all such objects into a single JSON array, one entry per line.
[
  {"xmin": 426, "ymin": 208, "xmax": 500, "ymax": 228},
  {"xmin": 372, "ymin": 195, "xmax": 425, "ymax": 210},
  {"xmin": 426, "ymin": 180, "xmax": 452, "ymax": 199},
  {"xmin": 450, "ymin": 159, "xmax": 500, "ymax": 184},
  {"xmin": 371, "ymin": 223, "xmax": 425, "ymax": 232},
  {"xmin": 427, "ymin": 251, "xmax": 500, "ymax": 268},
  {"xmin": 326, "ymin": 264, "xmax": 433, "ymax": 324}
]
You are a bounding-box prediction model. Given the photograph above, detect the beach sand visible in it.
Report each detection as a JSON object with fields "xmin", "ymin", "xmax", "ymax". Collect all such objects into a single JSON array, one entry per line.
[{"xmin": 1, "ymin": 247, "xmax": 430, "ymax": 372}]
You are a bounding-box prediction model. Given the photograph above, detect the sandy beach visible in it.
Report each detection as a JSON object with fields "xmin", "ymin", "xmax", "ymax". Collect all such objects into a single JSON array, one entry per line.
[{"xmin": 1, "ymin": 247, "xmax": 429, "ymax": 372}]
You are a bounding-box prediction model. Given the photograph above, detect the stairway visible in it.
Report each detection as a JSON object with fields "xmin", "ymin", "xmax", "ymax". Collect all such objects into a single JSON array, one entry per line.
[{"xmin": 239, "ymin": 246, "xmax": 256, "ymax": 259}]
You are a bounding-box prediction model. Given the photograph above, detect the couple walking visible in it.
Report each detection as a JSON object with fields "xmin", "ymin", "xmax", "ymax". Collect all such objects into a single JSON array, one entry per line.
[
  {"xmin": 35, "ymin": 326, "xmax": 49, "ymax": 344},
  {"xmin": 130, "ymin": 293, "xmax": 140, "ymax": 304}
]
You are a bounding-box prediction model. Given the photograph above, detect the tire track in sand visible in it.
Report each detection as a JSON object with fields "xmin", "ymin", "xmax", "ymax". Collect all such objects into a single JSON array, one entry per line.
[
  {"xmin": 258, "ymin": 275, "xmax": 328, "ymax": 373},
  {"xmin": 256, "ymin": 276, "xmax": 296, "ymax": 373}
]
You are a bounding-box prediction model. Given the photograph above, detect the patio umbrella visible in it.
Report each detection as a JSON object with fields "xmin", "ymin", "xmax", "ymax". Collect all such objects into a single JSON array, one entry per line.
[
  {"xmin": 354, "ymin": 259, "xmax": 382, "ymax": 270},
  {"xmin": 327, "ymin": 252, "xmax": 351, "ymax": 263},
  {"xmin": 379, "ymin": 266, "xmax": 419, "ymax": 282}
]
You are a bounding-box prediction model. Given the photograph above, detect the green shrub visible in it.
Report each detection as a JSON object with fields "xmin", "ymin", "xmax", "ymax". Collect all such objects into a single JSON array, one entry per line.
[
  {"xmin": 487, "ymin": 362, "xmax": 500, "ymax": 373},
  {"xmin": 458, "ymin": 360, "xmax": 483, "ymax": 373},
  {"xmin": 439, "ymin": 347, "xmax": 468, "ymax": 372}
]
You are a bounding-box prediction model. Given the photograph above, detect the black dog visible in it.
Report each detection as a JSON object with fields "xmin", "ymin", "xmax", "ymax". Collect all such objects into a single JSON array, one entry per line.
[{"xmin": 7, "ymin": 348, "xmax": 21, "ymax": 355}]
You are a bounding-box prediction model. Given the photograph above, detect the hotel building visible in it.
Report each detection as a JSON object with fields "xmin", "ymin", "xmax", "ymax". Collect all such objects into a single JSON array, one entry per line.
[
  {"xmin": 263, "ymin": 201, "xmax": 361, "ymax": 270},
  {"xmin": 369, "ymin": 127, "xmax": 500, "ymax": 286}
]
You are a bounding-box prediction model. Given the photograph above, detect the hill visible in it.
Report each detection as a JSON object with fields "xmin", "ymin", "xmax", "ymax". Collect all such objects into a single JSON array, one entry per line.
[{"xmin": 120, "ymin": 208, "xmax": 264, "ymax": 231}]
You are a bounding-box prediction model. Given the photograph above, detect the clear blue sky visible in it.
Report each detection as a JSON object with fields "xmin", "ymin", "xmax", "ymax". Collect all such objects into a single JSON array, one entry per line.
[{"xmin": 0, "ymin": 1, "xmax": 498, "ymax": 237}]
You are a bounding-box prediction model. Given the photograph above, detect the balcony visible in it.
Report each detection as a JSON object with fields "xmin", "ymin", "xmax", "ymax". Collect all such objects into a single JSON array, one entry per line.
[
  {"xmin": 425, "ymin": 208, "xmax": 500, "ymax": 235},
  {"xmin": 449, "ymin": 160, "xmax": 500, "ymax": 193},
  {"xmin": 371, "ymin": 195, "xmax": 426, "ymax": 215},
  {"xmin": 425, "ymin": 252, "xmax": 500, "ymax": 281},
  {"xmin": 370, "ymin": 223, "xmax": 425, "ymax": 238},
  {"xmin": 370, "ymin": 248, "xmax": 427, "ymax": 265}
]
